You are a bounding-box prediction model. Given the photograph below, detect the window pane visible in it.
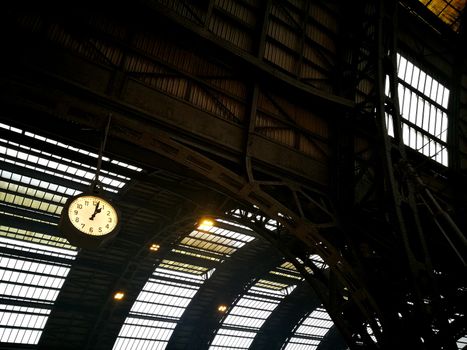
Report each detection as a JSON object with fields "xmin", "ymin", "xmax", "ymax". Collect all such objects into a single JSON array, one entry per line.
[{"xmin": 389, "ymin": 54, "xmax": 449, "ymax": 166}]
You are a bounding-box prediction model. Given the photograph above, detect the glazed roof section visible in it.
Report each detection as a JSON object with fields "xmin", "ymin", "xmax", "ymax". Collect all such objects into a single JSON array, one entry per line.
[
  {"xmin": 0, "ymin": 227, "xmax": 77, "ymax": 345},
  {"xmin": 418, "ymin": 0, "xmax": 466, "ymax": 32},
  {"xmin": 113, "ymin": 218, "xmax": 256, "ymax": 350},
  {"xmin": 282, "ymin": 307, "xmax": 334, "ymax": 350},
  {"xmin": 209, "ymin": 264, "xmax": 301, "ymax": 350},
  {"xmin": 0, "ymin": 121, "xmax": 141, "ymax": 345}
]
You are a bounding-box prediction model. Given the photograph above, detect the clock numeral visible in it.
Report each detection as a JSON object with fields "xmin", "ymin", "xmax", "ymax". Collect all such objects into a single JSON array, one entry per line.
[
  {"xmin": 108, "ymin": 218, "xmax": 112, "ymax": 223},
  {"xmin": 107, "ymin": 211, "xmax": 110, "ymax": 216},
  {"xmin": 105, "ymin": 224, "xmax": 109, "ymax": 229},
  {"xmin": 98, "ymin": 227, "xmax": 102, "ymax": 233},
  {"xmin": 75, "ymin": 217, "xmax": 79, "ymax": 223},
  {"xmin": 89, "ymin": 227, "xmax": 94, "ymax": 233},
  {"xmin": 77, "ymin": 204, "xmax": 83, "ymax": 209},
  {"xmin": 81, "ymin": 224, "xmax": 85, "ymax": 228},
  {"xmin": 74, "ymin": 210, "xmax": 78, "ymax": 215},
  {"xmin": 93, "ymin": 201, "xmax": 98, "ymax": 206},
  {"xmin": 85, "ymin": 201, "xmax": 89, "ymax": 206}
]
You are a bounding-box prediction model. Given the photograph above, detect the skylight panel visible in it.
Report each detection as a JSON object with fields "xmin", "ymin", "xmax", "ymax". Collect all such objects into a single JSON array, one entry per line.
[
  {"xmin": 179, "ymin": 219, "xmax": 255, "ymax": 259},
  {"xmin": 255, "ymin": 279, "xmax": 289, "ymax": 291},
  {"xmin": 228, "ymin": 209, "xmax": 280, "ymax": 232},
  {"xmin": 270, "ymin": 270, "xmax": 303, "ymax": 281},
  {"xmin": 457, "ymin": 335, "xmax": 467, "ymax": 349},
  {"xmin": 273, "ymin": 261, "xmax": 304, "ymax": 281},
  {"xmin": 198, "ymin": 221, "xmax": 255, "ymax": 243},
  {"xmin": 113, "ymin": 263, "xmax": 211, "ymax": 350},
  {"xmin": 24, "ymin": 130, "xmax": 142, "ymax": 173},
  {"xmin": 0, "ymin": 122, "xmax": 141, "ymax": 195},
  {"xmin": 0, "ymin": 123, "xmax": 21, "ymax": 134},
  {"xmin": 114, "ymin": 217, "xmax": 256, "ymax": 350},
  {"xmin": 280, "ymin": 262, "xmax": 297, "ymax": 270},
  {"xmin": 276, "ymin": 261, "xmax": 303, "ymax": 281},
  {"xmin": 0, "ymin": 181, "xmax": 66, "ymax": 216},
  {"xmin": 0, "ymin": 235, "xmax": 75, "ymax": 260},
  {"xmin": 0, "ymin": 230, "xmax": 76, "ymax": 345},
  {"xmin": 309, "ymin": 254, "xmax": 327, "ymax": 269},
  {"xmin": 159, "ymin": 259, "xmax": 210, "ymax": 275},
  {"xmin": 0, "ymin": 141, "xmax": 127, "ymax": 193},
  {"xmin": 210, "ymin": 291, "xmax": 282, "ymax": 348},
  {"xmin": 110, "ymin": 160, "xmax": 143, "ymax": 172},
  {"xmin": 1, "ymin": 167, "xmax": 77, "ymax": 225},
  {"xmin": 0, "ymin": 122, "xmax": 141, "ymax": 345},
  {"xmin": 180, "ymin": 237, "xmax": 237, "ymax": 256},
  {"xmin": 387, "ymin": 54, "xmax": 450, "ymax": 166},
  {"xmin": 171, "ymin": 248, "xmax": 221, "ymax": 262},
  {"xmin": 282, "ymin": 307, "xmax": 334, "ymax": 350},
  {"xmin": 209, "ymin": 266, "xmax": 298, "ymax": 350},
  {"xmin": 0, "ymin": 226, "xmax": 74, "ymax": 250},
  {"xmin": 0, "ymin": 122, "xmax": 140, "ymax": 241},
  {"xmin": 0, "ymin": 305, "xmax": 50, "ymax": 345},
  {"xmin": 418, "ymin": 0, "xmax": 466, "ymax": 32}
]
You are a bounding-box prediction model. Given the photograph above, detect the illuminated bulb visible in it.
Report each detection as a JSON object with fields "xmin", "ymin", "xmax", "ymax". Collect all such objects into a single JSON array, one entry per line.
[
  {"xmin": 217, "ymin": 304, "xmax": 227, "ymax": 312},
  {"xmin": 198, "ymin": 218, "xmax": 215, "ymax": 229},
  {"xmin": 113, "ymin": 291, "xmax": 125, "ymax": 300},
  {"xmin": 150, "ymin": 243, "xmax": 160, "ymax": 251}
]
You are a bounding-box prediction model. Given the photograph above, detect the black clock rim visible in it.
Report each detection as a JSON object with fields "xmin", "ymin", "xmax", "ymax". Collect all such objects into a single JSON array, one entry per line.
[{"xmin": 59, "ymin": 191, "xmax": 121, "ymax": 249}]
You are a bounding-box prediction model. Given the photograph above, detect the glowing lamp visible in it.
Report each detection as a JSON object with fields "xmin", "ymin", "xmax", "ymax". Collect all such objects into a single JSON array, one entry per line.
[
  {"xmin": 198, "ymin": 217, "xmax": 215, "ymax": 230},
  {"xmin": 150, "ymin": 243, "xmax": 160, "ymax": 251},
  {"xmin": 113, "ymin": 291, "xmax": 125, "ymax": 300}
]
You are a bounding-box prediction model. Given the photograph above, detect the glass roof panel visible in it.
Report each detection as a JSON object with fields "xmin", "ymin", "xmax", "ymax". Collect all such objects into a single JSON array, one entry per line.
[
  {"xmin": 171, "ymin": 248, "xmax": 221, "ymax": 262},
  {"xmin": 310, "ymin": 254, "xmax": 327, "ymax": 269},
  {"xmin": 0, "ymin": 231, "xmax": 77, "ymax": 344},
  {"xmin": 280, "ymin": 262, "xmax": 297, "ymax": 270},
  {"xmin": 209, "ymin": 265, "xmax": 298, "ymax": 350},
  {"xmin": 282, "ymin": 307, "xmax": 334, "ymax": 350},
  {"xmin": 159, "ymin": 259, "xmax": 210, "ymax": 275},
  {"xmin": 0, "ymin": 226, "xmax": 75, "ymax": 251},
  {"xmin": 419, "ymin": 0, "xmax": 466, "ymax": 32},
  {"xmin": 387, "ymin": 54, "xmax": 450, "ymax": 166},
  {"xmin": 114, "ymin": 264, "xmax": 208, "ymax": 349},
  {"xmin": 457, "ymin": 335, "xmax": 467, "ymax": 349},
  {"xmin": 0, "ymin": 122, "xmax": 140, "ymax": 193},
  {"xmin": 0, "ymin": 122, "xmax": 140, "ymax": 345},
  {"xmin": 0, "ymin": 121, "xmax": 139, "ymax": 230},
  {"xmin": 179, "ymin": 219, "xmax": 254, "ymax": 259},
  {"xmin": 114, "ymin": 218, "xmax": 255, "ymax": 350}
]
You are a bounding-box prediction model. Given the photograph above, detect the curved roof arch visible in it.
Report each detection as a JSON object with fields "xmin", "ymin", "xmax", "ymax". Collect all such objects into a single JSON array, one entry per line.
[
  {"xmin": 0, "ymin": 118, "xmax": 345, "ymax": 350},
  {"xmin": 1, "ymin": 0, "xmax": 465, "ymax": 347}
]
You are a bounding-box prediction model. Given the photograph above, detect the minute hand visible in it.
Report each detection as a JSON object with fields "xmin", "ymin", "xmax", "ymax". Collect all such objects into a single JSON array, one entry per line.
[{"xmin": 89, "ymin": 201, "xmax": 102, "ymax": 220}]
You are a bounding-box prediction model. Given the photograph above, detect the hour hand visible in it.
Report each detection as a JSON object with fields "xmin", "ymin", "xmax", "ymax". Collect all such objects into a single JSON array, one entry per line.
[{"xmin": 89, "ymin": 201, "xmax": 102, "ymax": 220}]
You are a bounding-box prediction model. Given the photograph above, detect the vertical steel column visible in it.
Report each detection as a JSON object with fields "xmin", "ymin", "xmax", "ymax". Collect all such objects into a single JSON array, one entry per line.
[
  {"xmin": 375, "ymin": 1, "xmax": 464, "ymax": 348},
  {"xmin": 375, "ymin": 2, "xmax": 436, "ymax": 348}
]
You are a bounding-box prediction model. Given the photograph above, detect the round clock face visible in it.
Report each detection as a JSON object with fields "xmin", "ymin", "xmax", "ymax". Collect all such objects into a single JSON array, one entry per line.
[{"xmin": 67, "ymin": 195, "xmax": 118, "ymax": 236}]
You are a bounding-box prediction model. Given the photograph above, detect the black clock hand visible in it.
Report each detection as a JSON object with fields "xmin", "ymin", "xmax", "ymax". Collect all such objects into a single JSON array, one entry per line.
[{"xmin": 89, "ymin": 201, "xmax": 102, "ymax": 220}]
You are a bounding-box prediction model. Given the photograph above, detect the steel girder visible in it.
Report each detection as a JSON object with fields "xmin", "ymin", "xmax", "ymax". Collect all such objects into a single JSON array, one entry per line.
[
  {"xmin": 0, "ymin": 63, "xmax": 379, "ymax": 348},
  {"xmin": 349, "ymin": 0, "xmax": 467, "ymax": 348},
  {"xmin": 1, "ymin": 1, "xmax": 466, "ymax": 349}
]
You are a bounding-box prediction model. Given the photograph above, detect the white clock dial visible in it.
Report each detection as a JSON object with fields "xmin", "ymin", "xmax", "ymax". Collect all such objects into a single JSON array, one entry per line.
[{"xmin": 67, "ymin": 195, "xmax": 118, "ymax": 236}]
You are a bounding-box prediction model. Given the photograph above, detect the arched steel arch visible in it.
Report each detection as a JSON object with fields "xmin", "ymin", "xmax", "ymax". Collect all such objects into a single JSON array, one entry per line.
[
  {"xmin": 166, "ymin": 233, "xmax": 283, "ymax": 349},
  {"xmin": 1, "ymin": 0, "xmax": 466, "ymax": 348},
  {"xmin": 250, "ymin": 281, "xmax": 322, "ymax": 350}
]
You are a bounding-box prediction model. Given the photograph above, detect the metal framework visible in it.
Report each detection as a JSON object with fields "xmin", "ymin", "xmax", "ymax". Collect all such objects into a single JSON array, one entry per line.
[{"xmin": 0, "ymin": 0, "xmax": 466, "ymax": 349}]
